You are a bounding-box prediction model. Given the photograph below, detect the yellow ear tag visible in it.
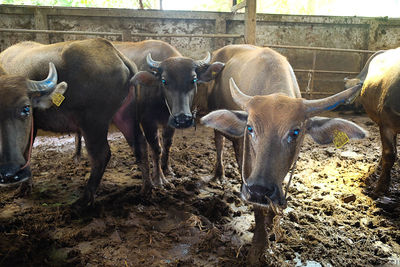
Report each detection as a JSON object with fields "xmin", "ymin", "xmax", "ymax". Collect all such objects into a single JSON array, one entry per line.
[
  {"xmin": 333, "ymin": 130, "xmax": 349, "ymax": 148},
  {"xmin": 51, "ymin": 93, "xmax": 65, "ymax": 107},
  {"xmin": 212, "ymin": 71, "xmax": 217, "ymax": 77}
]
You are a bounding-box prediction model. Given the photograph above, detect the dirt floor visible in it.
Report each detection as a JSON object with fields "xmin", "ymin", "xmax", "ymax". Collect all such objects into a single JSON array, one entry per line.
[{"xmin": 1, "ymin": 113, "xmax": 400, "ymax": 267}]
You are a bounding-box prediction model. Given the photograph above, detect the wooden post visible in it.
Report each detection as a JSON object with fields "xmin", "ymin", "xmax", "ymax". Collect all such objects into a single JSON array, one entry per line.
[
  {"xmin": 214, "ymin": 17, "xmax": 226, "ymax": 49},
  {"xmin": 34, "ymin": 8, "xmax": 49, "ymax": 44},
  {"xmin": 244, "ymin": 0, "xmax": 256, "ymax": 45}
]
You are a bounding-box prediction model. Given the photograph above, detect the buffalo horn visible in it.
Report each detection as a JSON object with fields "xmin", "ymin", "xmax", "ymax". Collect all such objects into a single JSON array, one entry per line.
[
  {"xmin": 146, "ymin": 53, "xmax": 161, "ymax": 69},
  {"xmin": 303, "ymin": 83, "xmax": 363, "ymax": 117},
  {"xmin": 195, "ymin": 52, "xmax": 211, "ymax": 67},
  {"xmin": 27, "ymin": 62, "xmax": 58, "ymax": 95},
  {"xmin": 229, "ymin": 77, "xmax": 253, "ymax": 110}
]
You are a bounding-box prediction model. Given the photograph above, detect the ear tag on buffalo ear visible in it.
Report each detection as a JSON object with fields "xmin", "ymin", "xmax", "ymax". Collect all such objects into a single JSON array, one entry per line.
[
  {"xmin": 333, "ymin": 130, "xmax": 349, "ymax": 149},
  {"xmin": 51, "ymin": 93, "xmax": 65, "ymax": 107},
  {"xmin": 212, "ymin": 71, "xmax": 217, "ymax": 77}
]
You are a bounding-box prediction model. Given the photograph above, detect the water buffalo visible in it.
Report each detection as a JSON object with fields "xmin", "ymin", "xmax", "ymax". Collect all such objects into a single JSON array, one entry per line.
[
  {"xmin": 0, "ymin": 38, "xmax": 137, "ymax": 208},
  {"xmin": 201, "ymin": 44, "xmax": 367, "ymax": 264},
  {"xmin": 345, "ymin": 47, "xmax": 400, "ymax": 196},
  {"xmin": 0, "ymin": 63, "xmax": 67, "ymax": 186},
  {"xmin": 111, "ymin": 40, "xmax": 224, "ymax": 192},
  {"xmin": 206, "ymin": 45, "xmax": 301, "ymax": 180}
]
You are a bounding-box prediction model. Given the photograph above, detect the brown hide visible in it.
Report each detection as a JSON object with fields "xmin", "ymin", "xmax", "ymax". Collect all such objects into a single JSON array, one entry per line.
[
  {"xmin": 0, "ymin": 75, "xmax": 32, "ymax": 175},
  {"xmin": 0, "ymin": 65, "xmax": 6, "ymax": 75},
  {"xmin": 0, "ymin": 38, "xmax": 136, "ymax": 206},
  {"xmin": 112, "ymin": 40, "xmax": 223, "ymax": 193},
  {"xmin": 357, "ymin": 47, "xmax": 400, "ymax": 195},
  {"xmin": 208, "ymin": 44, "xmax": 301, "ymax": 111},
  {"xmin": 114, "ymin": 40, "xmax": 181, "ymax": 71},
  {"xmin": 205, "ymin": 44, "xmax": 301, "ymax": 183}
]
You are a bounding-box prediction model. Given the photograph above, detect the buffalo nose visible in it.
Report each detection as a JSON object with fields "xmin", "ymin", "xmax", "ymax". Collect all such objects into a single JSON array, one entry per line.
[
  {"xmin": 0, "ymin": 164, "xmax": 20, "ymax": 179},
  {"xmin": 173, "ymin": 113, "xmax": 193, "ymax": 128},
  {"xmin": 0, "ymin": 163, "xmax": 31, "ymax": 185},
  {"xmin": 241, "ymin": 183, "xmax": 286, "ymax": 207}
]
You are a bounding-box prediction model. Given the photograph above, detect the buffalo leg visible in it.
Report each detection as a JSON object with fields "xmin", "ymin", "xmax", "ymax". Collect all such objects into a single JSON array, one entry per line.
[
  {"xmin": 141, "ymin": 122, "xmax": 169, "ymax": 187},
  {"xmin": 133, "ymin": 121, "xmax": 152, "ymax": 194},
  {"xmin": 73, "ymin": 132, "xmax": 82, "ymax": 163},
  {"xmin": 161, "ymin": 126, "xmax": 175, "ymax": 176},
  {"xmin": 77, "ymin": 123, "xmax": 111, "ymax": 207},
  {"xmin": 231, "ymin": 137, "xmax": 244, "ymax": 176},
  {"xmin": 248, "ymin": 206, "xmax": 276, "ymax": 266},
  {"xmin": 213, "ymin": 130, "xmax": 225, "ymax": 180},
  {"xmin": 375, "ymin": 125, "xmax": 397, "ymax": 195},
  {"xmin": 247, "ymin": 206, "xmax": 268, "ymax": 265}
]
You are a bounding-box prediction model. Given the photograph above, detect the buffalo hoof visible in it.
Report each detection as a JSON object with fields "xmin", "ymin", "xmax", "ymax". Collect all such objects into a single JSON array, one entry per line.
[
  {"xmin": 372, "ymin": 182, "xmax": 389, "ymax": 199},
  {"xmin": 247, "ymin": 245, "xmax": 265, "ymax": 266},
  {"xmin": 140, "ymin": 179, "xmax": 155, "ymax": 195},
  {"xmin": 153, "ymin": 174, "xmax": 172, "ymax": 188},
  {"xmin": 200, "ymin": 175, "xmax": 225, "ymax": 185},
  {"xmin": 213, "ymin": 168, "xmax": 225, "ymax": 182},
  {"xmin": 72, "ymin": 153, "xmax": 82, "ymax": 164},
  {"xmin": 72, "ymin": 189, "xmax": 95, "ymax": 211},
  {"xmin": 162, "ymin": 166, "xmax": 176, "ymax": 177}
]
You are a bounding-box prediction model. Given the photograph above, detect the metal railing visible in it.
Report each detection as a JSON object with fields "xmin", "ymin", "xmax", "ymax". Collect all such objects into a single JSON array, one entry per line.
[
  {"xmin": 0, "ymin": 28, "xmax": 243, "ymax": 39},
  {"xmin": 1, "ymin": 27, "xmax": 375, "ymax": 98},
  {"xmin": 265, "ymin": 44, "xmax": 376, "ymax": 98}
]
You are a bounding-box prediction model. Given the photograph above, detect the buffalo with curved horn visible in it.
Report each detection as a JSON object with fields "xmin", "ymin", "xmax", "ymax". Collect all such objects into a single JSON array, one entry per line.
[
  {"xmin": 0, "ymin": 38, "xmax": 137, "ymax": 208},
  {"xmin": 0, "ymin": 62, "xmax": 67, "ymax": 186},
  {"xmin": 112, "ymin": 40, "xmax": 224, "ymax": 193},
  {"xmin": 347, "ymin": 47, "xmax": 400, "ymax": 196},
  {"xmin": 202, "ymin": 44, "xmax": 366, "ymax": 265}
]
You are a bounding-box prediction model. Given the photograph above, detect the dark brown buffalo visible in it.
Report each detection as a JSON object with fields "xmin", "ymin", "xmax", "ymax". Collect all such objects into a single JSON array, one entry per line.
[
  {"xmin": 201, "ymin": 44, "xmax": 367, "ymax": 264},
  {"xmin": 345, "ymin": 47, "xmax": 400, "ymax": 196},
  {"xmin": 0, "ymin": 63, "xmax": 67, "ymax": 186},
  {"xmin": 0, "ymin": 38, "xmax": 137, "ymax": 207},
  {"xmin": 111, "ymin": 40, "xmax": 224, "ymax": 192}
]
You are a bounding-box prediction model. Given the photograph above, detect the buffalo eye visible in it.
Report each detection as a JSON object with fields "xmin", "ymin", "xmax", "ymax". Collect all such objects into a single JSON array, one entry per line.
[
  {"xmin": 247, "ymin": 125, "xmax": 255, "ymax": 137},
  {"xmin": 161, "ymin": 78, "xmax": 167, "ymax": 85},
  {"xmin": 20, "ymin": 105, "xmax": 30, "ymax": 118},
  {"xmin": 287, "ymin": 128, "xmax": 300, "ymax": 143}
]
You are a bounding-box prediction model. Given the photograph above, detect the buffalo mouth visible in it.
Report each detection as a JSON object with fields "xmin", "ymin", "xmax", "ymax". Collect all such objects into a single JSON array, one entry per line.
[
  {"xmin": 0, "ymin": 168, "xmax": 31, "ymax": 187},
  {"xmin": 241, "ymin": 183, "xmax": 287, "ymax": 208},
  {"xmin": 168, "ymin": 114, "xmax": 194, "ymax": 129}
]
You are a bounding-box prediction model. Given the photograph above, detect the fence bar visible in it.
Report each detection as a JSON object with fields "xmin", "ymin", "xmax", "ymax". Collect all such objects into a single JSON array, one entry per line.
[
  {"xmin": 0, "ymin": 28, "xmax": 122, "ymax": 36},
  {"xmin": 0, "ymin": 28, "xmax": 243, "ymax": 39},
  {"xmin": 266, "ymin": 44, "xmax": 376, "ymax": 54},
  {"xmin": 129, "ymin": 33, "xmax": 243, "ymax": 38},
  {"xmin": 294, "ymin": 69, "xmax": 359, "ymax": 75}
]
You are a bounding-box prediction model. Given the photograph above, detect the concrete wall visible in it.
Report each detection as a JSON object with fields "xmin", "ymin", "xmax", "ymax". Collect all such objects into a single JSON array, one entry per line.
[{"xmin": 1, "ymin": 5, "xmax": 400, "ymax": 98}]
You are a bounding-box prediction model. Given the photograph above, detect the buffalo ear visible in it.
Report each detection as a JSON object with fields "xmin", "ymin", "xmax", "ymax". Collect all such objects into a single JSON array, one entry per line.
[
  {"xmin": 197, "ymin": 62, "xmax": 225, "ymax": 82},
  {"xmin": 201, "ymin": 109, "xmax": 247, "ymax": 137},
  {"xmin": 130, "ymin": 71, "xmax": 159, "ymax": 87},
  {"xmin": 306, "ymin": 116, "xmax": 367, "ymax": 145},
  {"xmin": 31, "ymin": 81, "xmax": 68, "ymax": 109}
]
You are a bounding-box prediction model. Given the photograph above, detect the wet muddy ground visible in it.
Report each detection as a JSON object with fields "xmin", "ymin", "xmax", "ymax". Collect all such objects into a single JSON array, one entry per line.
[{"xmin": 1, "ymin": 113, "xmax": 400, "ymax": 266}]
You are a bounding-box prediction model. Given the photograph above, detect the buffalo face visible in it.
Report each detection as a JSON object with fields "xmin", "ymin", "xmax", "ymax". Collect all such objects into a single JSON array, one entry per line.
[
  {"xmin": 201, "ymin": 78, "xmax": 367, "ymax": 208},
  {"xmin": 132, "ymin": 53, "xmax": 224, "ymax": 129},
  {"xmin": 0, "ymin": 63, "xmax": 67, "ymax": 186}
]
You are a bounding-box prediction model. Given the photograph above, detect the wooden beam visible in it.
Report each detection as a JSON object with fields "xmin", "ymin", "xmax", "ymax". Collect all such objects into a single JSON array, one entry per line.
[
  {"xmin": 34, "ymin": 8, "xmax": 49, "ymax": 44},
  {"xmin": 244, "ymin": 0, "xmax": 256, "ymax": 44},
  {"xmin": 214, "ymin": 17, "xmax": 227, "ymax": 48},
  {"xmin": 231, "ymin": 0, "xmax": 246, "ymax": 13}
]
